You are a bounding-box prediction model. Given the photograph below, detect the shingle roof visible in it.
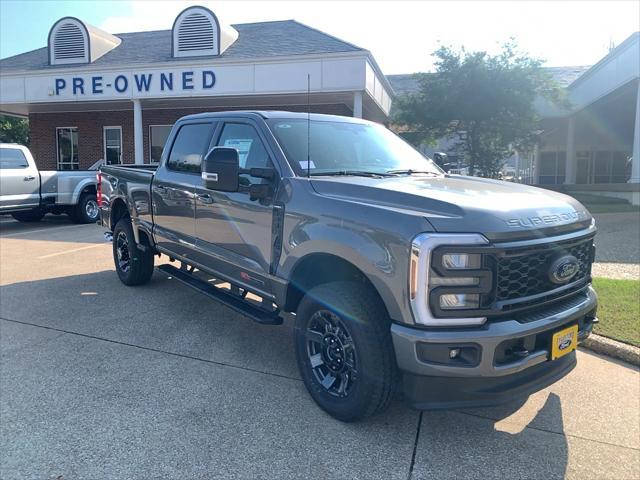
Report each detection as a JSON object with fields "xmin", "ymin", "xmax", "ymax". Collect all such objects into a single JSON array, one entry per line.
[
  {"xmin": 387, "ymin": 66, "xmax": 592, "ymax": 97},
  {"xmin": 386, "ymin": 74, "xmax": 422, "ymax": 96},
  {"xmin": 0, "ymin": 20, "xmax": 364, "ymax": 73},
  {"xmin": 544, "ymin": 66, "xmax": 591, "ymax": 87}
]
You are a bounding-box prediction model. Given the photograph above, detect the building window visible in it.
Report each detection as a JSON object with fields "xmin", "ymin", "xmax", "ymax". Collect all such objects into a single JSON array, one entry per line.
[
  {"xmin": 103, "ymin": 126, "xmax": 122, "ymax": 165},
  {"xmin": 149, "ymin": 125, "xmax": 173, "ymax": 163},
  {"xmin": 538, "ymin": 151, "xmax": 565, "ymax": 185},
  {"xmin": 56, "ymin": 127, "xmax": 79, "ymax": 170},
  {"xmin": 576, "ymin": 150, "xmax": 630, "ymax": 184}
]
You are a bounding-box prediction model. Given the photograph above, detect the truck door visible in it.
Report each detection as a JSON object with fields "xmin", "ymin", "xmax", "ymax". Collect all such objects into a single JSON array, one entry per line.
[
  {"xmin": 192, "ymin": 121, "xmax": 276, "ymax": 296},
  {"xmin": 0, "ymin": 146, "xmax": 40, "ymax": 211},
  {"xmin": 152, "ymin": 122, "xmax": 214, "ymax": 259}
]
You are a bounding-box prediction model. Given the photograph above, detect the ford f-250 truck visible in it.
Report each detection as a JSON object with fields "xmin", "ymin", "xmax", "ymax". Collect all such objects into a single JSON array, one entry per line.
[
  {"xmin": 99, "ymin": 111, "xmax": 598, "ymax": 422},
  {"xmin": 0, "ymin": 143, "xmax": 99, "ymax": 223}
]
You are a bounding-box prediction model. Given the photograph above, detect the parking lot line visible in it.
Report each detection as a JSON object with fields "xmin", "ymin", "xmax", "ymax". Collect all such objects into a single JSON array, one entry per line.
[
  {"xmin": 38, "ymin": 244, "xmax": 106, "ymax": 259},
  {"xmin": 0, "ymin": 224, "xmax": 86, "ymax": 238}
]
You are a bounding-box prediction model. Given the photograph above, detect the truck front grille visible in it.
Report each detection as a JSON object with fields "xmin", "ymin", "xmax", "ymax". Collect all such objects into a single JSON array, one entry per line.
[{"xmin": 494, "ymin": 236, "xmax": 594, "ymax": 303}]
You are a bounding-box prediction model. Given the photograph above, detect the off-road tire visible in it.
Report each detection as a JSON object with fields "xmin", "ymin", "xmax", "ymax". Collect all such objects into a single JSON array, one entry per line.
[
  {"xmin": 72, "ymin": 193, "xmax": 99, "ymax": 224},
  {"xmin": 112, "ymin": 217, "xmax": 154, "ymax": 286},
  {"xmin": 294, "ymin": 281, "xmax": 397, "ymax": 422},
  {"xmin": 11, "ymin": 210, "xmax": 44, "ymax": 222}
]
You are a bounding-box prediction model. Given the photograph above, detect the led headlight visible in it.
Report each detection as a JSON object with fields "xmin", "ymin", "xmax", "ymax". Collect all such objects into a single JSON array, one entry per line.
[
  {"xmin": 442, "ymin": 253, "xmax": 481, "ymax": 270},
  {"xmin": 439, "ymin": 293, "xmax": 480, "ymax": 309},
  {"xmin": 409, "ymin": 233, "xmax": 490, "ymax": 326}
]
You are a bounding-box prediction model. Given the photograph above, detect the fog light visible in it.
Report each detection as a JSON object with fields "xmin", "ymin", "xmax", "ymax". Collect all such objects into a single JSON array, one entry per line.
[
  {"xmin": 449, "ymin": 348, "xmax": 461, "ymax": 359},
  {"xmin": 440, "ymin": 293, "xmax": 480, "ymax": 309}
]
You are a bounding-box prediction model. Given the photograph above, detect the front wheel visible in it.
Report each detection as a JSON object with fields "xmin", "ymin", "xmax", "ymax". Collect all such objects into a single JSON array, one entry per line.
[
  {"xmin": 294, "ymin": 281, "xmax": 397, "ymax": 422},
  {"xmin": 112, "ymin": 217, "xmax": 155, "ymax": 286}
]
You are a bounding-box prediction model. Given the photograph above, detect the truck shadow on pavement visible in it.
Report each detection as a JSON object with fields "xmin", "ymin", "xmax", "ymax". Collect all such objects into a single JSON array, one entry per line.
[
  {"xmin": 0, "ymin": 215, "xmax": 105, "ymax": 244},
  {"xmin": 419, "ymin": 394, "xmax": 569, "ymax": 479},
  {"xmin": 1, "ymin": 269, "xmax": 571, "ymax": 478}
]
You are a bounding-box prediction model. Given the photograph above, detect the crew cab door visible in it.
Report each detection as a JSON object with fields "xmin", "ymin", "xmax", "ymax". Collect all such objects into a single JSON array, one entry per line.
[
  {"xmin": 152, "ymin": 122, "xmax": 215, "ymax": 259},
  {"xmin": 0, "ymin": 146, "xmax": 40, "ymax": 210},
  {"xmin": 192, "ymin": 120, "xmax": 278, "ymax": 295}
]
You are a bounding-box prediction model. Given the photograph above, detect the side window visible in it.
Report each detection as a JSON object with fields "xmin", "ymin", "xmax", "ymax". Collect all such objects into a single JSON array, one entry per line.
[
  {"xmin": 166, "ymin": 123, "xmax": 213, "ymax": 173},
  {"xmin": 217, "ymin": 123, "xmax": 273, "ymax": 185},
  {"xmin": 0, "ymin": 148, "xmax": 29, "ymax": 169}
]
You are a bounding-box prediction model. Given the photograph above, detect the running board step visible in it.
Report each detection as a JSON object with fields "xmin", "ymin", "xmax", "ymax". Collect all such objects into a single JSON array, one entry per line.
[{"xmin": 156, "ymin": 264, "xmax": 283, "ymax": 325}]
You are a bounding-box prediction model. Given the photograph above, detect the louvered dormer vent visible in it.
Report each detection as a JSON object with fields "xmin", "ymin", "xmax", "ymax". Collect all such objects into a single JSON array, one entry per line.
[
  {"xmin": 48, "ymin": 17, "xmax": 121, "ymax": 66},
  {"xmin": 53, "ymin": 22, "xmax": 87, "ymax": 60},
  {"xmin": 172, "ymin": 6, "xmax": 238, "ymax": 58},
  {"xmin": 177, "ymin": 12, "xmax": 215, "ymax": 52}
]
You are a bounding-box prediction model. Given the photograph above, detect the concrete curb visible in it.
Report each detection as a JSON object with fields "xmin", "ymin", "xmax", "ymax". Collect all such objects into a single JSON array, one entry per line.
[{"xmin": 580, "ymin": 334, "xmax": 640, "ymax": 366}]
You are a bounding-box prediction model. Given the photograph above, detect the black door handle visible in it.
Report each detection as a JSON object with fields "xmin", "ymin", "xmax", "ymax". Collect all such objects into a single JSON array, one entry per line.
[{"xmin": 154, "ymin": 185, "xmax": 168, "ymax": 193}]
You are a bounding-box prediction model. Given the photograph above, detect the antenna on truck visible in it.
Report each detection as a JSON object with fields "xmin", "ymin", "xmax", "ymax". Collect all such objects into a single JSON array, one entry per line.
[{"xmin": 307, "ymin": 73, "xmax": 311, "ymax": 179}]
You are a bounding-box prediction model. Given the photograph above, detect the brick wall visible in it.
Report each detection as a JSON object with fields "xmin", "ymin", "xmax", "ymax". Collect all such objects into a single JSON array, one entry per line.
[{"xmin": 28, "ymin": 103, "xmax": 352, "ymax": 170}]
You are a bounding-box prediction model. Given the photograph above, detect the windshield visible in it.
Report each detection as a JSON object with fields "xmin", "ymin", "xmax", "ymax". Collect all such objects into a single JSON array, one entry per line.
[{"xmin": 267, "ymin": 119, "xmax": 442, "ymax": 176}]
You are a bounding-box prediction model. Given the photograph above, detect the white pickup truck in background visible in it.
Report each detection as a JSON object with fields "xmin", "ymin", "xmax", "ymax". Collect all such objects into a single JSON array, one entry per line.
[{"xmin": 0, "ymin": 143, "xmax": 99, "ymax": 223}]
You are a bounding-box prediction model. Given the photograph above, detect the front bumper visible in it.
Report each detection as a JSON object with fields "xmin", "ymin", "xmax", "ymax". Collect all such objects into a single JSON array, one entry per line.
[{"xmin": 391, "ymin": 286, "xmax": 597, "ymax": 409}]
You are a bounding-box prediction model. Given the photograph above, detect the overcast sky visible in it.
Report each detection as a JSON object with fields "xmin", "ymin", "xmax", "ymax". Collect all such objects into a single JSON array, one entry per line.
[{"xmin": 1, "ymin": 0, "xmax": 638, "ymax": 74}]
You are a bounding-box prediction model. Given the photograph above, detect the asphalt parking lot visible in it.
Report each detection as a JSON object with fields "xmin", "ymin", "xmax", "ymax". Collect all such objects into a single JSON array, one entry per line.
[{"xmin": 1, "ymin": 215, "xmax": 639, "ymax": 479}]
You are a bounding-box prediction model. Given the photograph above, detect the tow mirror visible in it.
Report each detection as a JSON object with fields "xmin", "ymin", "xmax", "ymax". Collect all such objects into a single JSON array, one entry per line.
[{"xmin": 202, "ymin": 147, "xmax": 239, "ymax": 192}]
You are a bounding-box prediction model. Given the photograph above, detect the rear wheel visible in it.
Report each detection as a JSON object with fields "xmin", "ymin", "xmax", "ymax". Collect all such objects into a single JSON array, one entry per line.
[
  {"xmin": 112, "ymin": 217, "xmax": 154, "ymax": 286},
  {"xmin": 72, "ymin": 193, "xmax": 99, "ymax": 224},
  {"xmin": 11, "ymin": 210, "xmax": 44, "ymax": 222},
  {"xmin": 294, "ymin": 281, "xmax": 397, "ymax": 422}
]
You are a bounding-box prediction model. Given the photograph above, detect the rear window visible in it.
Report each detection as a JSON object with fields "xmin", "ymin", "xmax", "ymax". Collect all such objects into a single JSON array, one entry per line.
[
  {"xmin": 166, "ymin": 123, "xmax": 213, "ymax": 174},
  {"xmin": 0, "ymin": 148, "xmax": 29, "ymax": 169}
]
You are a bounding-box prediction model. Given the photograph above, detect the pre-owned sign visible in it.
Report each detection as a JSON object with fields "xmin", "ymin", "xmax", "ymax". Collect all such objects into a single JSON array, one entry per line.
[{"xmin": 54, "ymin": 70, "xmax": 216, "ymax": 96}]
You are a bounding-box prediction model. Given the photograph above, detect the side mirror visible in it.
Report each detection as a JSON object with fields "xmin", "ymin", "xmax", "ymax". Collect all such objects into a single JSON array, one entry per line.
[{"xmin": 202, "ymin": 147, "xmax": 239, "ymax": 192}]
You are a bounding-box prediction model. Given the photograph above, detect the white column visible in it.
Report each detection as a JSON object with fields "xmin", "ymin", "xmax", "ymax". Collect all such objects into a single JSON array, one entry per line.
[
  {"xmin": 133, "ymin": 99, "xmax": 143, "ymax": 165},
  {"xmin": 565, "ymin": 116, "xmax": 576, "ymax": 184},
  {"xmin": 630, "ymin": 80, "xmax": 640, "ymax": 184},
  {"xmin": 353, "ymin": 91, "xmax": 363, "ymax": 118}
]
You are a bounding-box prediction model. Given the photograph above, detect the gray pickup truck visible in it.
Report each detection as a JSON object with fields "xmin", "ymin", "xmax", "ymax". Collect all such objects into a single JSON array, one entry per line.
[
  {"xmin": 0, "ymin": 143, "xmax": 99, "ymax": 223},
  {"xmin": 99, "ymin": 111, "xmax": 598, "ymax": 421}
]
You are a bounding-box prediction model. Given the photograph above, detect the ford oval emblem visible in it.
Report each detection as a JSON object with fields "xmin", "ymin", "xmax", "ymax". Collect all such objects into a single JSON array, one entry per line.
[{"xmin": 549, "ymin": 255, "xmax": 580, "ymax": 284}]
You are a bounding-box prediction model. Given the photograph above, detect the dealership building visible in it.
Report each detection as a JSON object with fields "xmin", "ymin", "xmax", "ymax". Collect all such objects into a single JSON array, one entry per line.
[{"xmin": 0, "ymin": 5, "xmax": 392, "ymax": 169}]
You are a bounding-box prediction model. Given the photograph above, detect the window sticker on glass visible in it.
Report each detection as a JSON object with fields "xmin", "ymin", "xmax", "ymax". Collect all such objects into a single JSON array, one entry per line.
[
  {"xmin": 223, "ymin": 139, "xmax": 253, "ymax": 166},
  {"xmin": 299, "ymin": 160, "xmax": 316, "ymax": 169}
]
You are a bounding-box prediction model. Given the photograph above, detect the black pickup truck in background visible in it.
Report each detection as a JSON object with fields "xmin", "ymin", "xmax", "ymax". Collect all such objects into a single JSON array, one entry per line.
[{"xmin": 100, "ymin": 111, "xmax": 598, "ymax": 421}]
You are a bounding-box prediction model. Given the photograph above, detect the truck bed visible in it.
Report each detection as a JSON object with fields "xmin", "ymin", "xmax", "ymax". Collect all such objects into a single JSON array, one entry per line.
[{"xmin": 100, "ymin": 164, "xmax": 158, "ymax": 183}]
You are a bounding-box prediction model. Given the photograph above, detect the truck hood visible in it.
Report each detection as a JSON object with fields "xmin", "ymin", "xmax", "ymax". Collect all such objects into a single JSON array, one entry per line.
[{"xmin": 310, "ymin": 175, "xmax": 592, "ymax": 240}]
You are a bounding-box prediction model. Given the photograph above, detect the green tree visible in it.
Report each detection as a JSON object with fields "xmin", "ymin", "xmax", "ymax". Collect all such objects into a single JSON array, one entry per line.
[
  {"xmin": 394, "ymin": 42, "xmax": 565, "ymax": 178},
  {"xmin": 0, "ymin": 115, "xmax": 29, "ymax": 146}
]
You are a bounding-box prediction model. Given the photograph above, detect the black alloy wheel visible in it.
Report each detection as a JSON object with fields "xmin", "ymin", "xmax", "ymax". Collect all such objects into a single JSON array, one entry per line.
[
  {"xmin": 306, "ymin": 309, "xmax": 358, "ymax": 398},
  {"xmin": 294, "ymin": 281, "xmax": 397, "ymax": 422},
  {"xmin": 115, "ymin": 230, "xmax": 131, "ymax": 274},
  {"xmin": 112, "ymin": 217, "xmax": 154, "ymax": 286}
]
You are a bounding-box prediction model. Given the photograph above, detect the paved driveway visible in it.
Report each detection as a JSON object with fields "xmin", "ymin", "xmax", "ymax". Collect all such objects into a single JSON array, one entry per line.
[{"xmin": 1, "ymin": 216, "xmax": 639, "ymax": 479}]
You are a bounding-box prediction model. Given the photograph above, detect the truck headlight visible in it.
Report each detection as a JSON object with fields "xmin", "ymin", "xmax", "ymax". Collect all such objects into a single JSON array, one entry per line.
[
  {"xmin": 441, "ymin": 253, "xmax": 481, "ymax": 270},
  {"xmin": 409, "ymin": 233, "xmax": 490, "ymax": 326},
  {"xmin": 439, "ymin": 293, "xmax": 480, "ymax": 309}
]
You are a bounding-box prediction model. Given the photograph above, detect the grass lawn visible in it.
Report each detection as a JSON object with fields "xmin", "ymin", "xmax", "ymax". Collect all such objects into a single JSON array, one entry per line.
[
  {"xmin": 583, "ymin": 203, "xmax": 640, "ymax": 214},
  {"xmin": 592, "ymin": 277, "xmax": 640, "ymax": 347}
]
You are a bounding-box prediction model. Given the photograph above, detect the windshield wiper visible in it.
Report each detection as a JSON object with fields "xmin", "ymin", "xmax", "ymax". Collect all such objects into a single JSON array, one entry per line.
[
  {"xmin": 309, "ymin": 170, "xmax": 394, "ymax": 178},
  {"xmin": 385, "ymin": 169, "xmax": 441, "ymax": 176}
]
